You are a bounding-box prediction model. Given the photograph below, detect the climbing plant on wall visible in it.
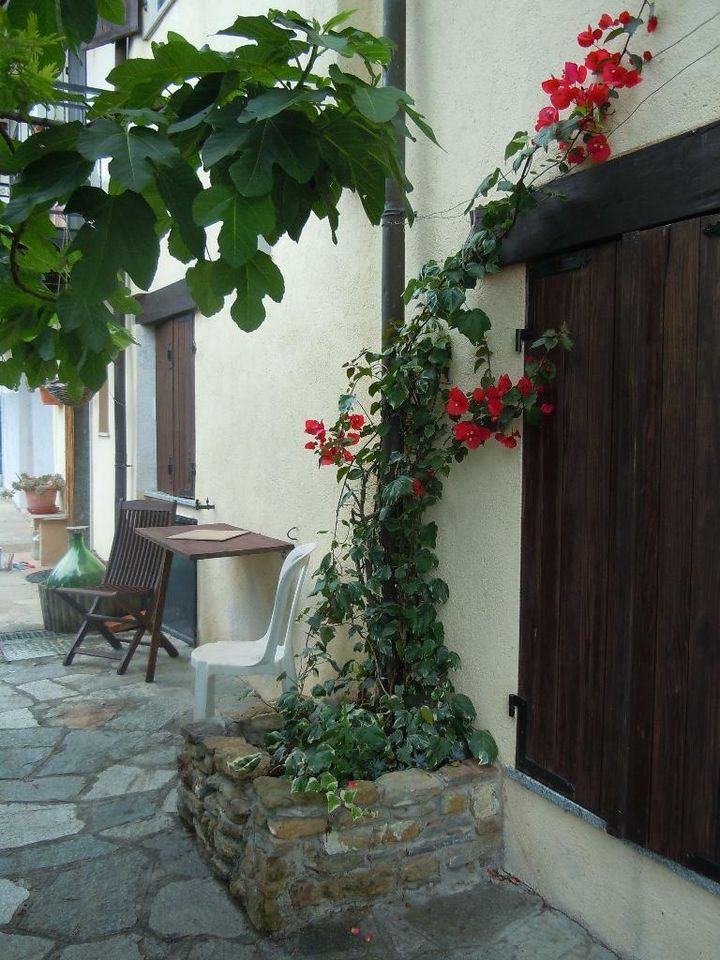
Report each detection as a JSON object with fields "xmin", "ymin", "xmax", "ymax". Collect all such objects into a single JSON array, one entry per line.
[
  {"xmin": 0, "ymin": 5, "xmax": 431, "ymax": 395},
  {"xmin": 267, "ymin": 5, "xmax": 661, "ymax": 814}
]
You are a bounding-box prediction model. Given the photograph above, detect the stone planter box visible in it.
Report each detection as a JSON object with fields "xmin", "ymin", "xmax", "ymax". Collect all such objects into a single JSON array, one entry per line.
[{"xmin": 177, "ymin": 704, "xmax": 503, "ymax": 935}]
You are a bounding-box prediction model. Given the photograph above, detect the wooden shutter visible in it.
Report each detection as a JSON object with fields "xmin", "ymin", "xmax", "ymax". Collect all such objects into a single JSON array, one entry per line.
[
  {"xmin": 172, "ymin": 314, "xmax": 195, "ymax": 499},
  {"xmin": 155, "ymin": 313, "xmax": 195, "ymax": 497},
  {"xmin": 519, "ymin": 214, "xmax": 720, "ymax": 881}
]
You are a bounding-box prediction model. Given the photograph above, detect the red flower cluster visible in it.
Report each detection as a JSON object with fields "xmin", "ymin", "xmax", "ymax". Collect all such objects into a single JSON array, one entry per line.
[
  {"xmin": 446, "ymin": 369, "xmax": 553, "ymax": 453},
  {"xmin": 535, "ymin": 8, "xmax": 658, "ymax": 166},
  {"xmin": 304, "ymin": 413, "xmax": 365, "ymax": 467}
]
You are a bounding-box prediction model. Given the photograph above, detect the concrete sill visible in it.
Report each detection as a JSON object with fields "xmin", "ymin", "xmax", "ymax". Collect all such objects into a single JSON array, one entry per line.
[{"xmin": 506, "ymin": 766, "xmax": 720, "ymax": 899}]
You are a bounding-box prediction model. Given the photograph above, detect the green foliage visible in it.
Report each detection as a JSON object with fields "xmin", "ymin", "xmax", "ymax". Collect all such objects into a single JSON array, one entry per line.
[{"xmin": 0, "ymin": 8, "xmax": 431, "ymax": 397}]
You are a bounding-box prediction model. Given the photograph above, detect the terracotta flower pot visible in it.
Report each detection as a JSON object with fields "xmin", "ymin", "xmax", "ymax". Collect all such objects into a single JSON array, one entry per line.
[
  {"xmin": 39, "ymin": 387, "xmax": 62, "ymax": 407},
  {"xmin": 25, "ymin": 487, "xmax": 60, "ymax": 515}
]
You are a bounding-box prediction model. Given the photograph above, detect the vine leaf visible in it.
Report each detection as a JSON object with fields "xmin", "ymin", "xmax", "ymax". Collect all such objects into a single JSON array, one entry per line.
[
  {"xmin": 230, "ymin": 251, "xmax": 285, "ymax": 331},
  {"xmin": 66, "ymin": 187, "xmax": 159, "ymax": 299}
]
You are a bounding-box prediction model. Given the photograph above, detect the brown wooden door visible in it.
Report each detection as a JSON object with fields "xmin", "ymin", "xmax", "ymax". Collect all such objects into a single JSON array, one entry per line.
[
  {"xmin": 155, "ymin": 312, "xmax": 195, "ymax": 497},
  {"xmin": 519, "ymin": 214, "xmax": 720, "ymax": 881}
]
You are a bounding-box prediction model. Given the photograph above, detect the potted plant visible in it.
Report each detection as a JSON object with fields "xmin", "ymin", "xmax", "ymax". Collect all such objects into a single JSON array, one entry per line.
[{"xmin": 11, "ymin": 473, "xmax": 65, "ymax": 515}]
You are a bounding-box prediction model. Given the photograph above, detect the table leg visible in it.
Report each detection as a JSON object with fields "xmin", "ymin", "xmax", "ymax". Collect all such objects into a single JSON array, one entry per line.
[{"xmin": 146, "ymin": 550, "xmax": 174, "ymax": 683}]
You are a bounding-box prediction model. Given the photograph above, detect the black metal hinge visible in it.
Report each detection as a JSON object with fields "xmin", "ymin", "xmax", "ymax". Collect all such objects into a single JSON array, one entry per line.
[
  {"xmin": 515, "ymin": 328, "xmax": 533, "ymax": 353},
  {"xmin": 703, "ymin": 221, "xmax": 720, "ymax": 236},
  {"xmin": 167, "ymin": 460, "xmax": 173, "ymax": 477},
  {"xmin": 509, "ymin": 694, "xmax": 575, "ymax": 799}
]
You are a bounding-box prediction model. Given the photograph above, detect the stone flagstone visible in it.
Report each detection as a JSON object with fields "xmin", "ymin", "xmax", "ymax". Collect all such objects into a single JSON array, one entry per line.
[
  {"xmin": 59, "ymin": 935, "xmax": 143, "ymax": 960},
  {"xmin": 20, "ymin": 851, "xmax": 149, "ymax": 938},
  {"xmin": 0, "ymin": 835, "xmax": 115, "ymax": 875},
  {"xmin": 0, "ymin": 801, "xmax": 83, "ymax": 849},
  {"xmin": 0, "ymin": 932, "xmax": 54, "ymax": 960},
  {"xmin": 0, "ymin": 708, "xmax": 38, "ymax": 729},
  {"xmin": 84, "ymin": 764, "xmax": 176, "ymax": 799},
  {"xmin": 149, "ymin": 878, "xmax": 251, "ymax": 939},
  {"xmin": 0, "ymin": 776, "xmax": 86, "ymax": 802},
  {"xmin": 16, "ymin": 679, "xmax": 75, "ymax": 701},
  {"xmin": 0, "ymin": 878, "xmax": 29, "ymax": 923}
]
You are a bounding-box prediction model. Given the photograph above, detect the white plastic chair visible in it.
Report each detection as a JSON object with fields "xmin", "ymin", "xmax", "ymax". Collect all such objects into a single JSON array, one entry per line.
[{"xmin": 190, "ymin": 542, "xmax": 315, "ymax": 720}]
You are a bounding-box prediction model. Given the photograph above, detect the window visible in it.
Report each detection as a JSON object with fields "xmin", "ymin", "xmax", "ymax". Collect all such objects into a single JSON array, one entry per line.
[
  {"xmin": 518, "ymin": 214, "xmax": 720, "ymax": 883},
  {"xmin": 155, "ymin": 312, "xmax": 195, "ymax": 498},
  {"xmin": 143, "ymin": 0, "xmax": 177, "ymax": 38},
  {"xmin": 97, "ymin": 380, "xmax": 110, "ymax": 436}
]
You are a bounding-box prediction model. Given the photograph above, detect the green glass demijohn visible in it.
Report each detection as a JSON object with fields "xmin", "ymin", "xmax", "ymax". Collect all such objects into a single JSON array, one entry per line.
[{"xmin": 46, "ymin": 526, "xmax": 105, "ymax": 589}]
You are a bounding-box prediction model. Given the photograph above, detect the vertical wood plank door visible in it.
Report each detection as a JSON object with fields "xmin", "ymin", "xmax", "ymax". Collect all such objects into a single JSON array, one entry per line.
[
  {"xmin": 172, "ymin": 314, "xmax": 196, "ymax": 499},
  {"xmin": 519, "ymin": 213, "xmax": 720, "ymax": 882}
]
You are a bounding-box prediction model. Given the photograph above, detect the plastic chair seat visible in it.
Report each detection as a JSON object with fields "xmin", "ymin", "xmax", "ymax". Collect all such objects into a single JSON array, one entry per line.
[{"xmin": 191, "ymin": 639, "xmax": 268, "ymax": 668}]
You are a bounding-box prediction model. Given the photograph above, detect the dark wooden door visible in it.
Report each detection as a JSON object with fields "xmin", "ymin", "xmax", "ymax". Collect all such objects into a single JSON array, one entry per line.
[{"xmin": 519, "ymin": 214, "xmax": 720, "ymax": 881}]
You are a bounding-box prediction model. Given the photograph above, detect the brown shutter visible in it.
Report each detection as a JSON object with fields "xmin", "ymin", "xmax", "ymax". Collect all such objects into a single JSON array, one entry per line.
[
  {"xmin": 172, "ymin": 314, "xmax": 195, "ymax": 499},
  {"xmin": 681, "ymin": 216, "xmax": 720, "ymax": 878},
  {"xmin": 83, "ymin": 1, "xmax": 140, "ymax": 50},
  {"xmin": 519, "ymin": 244, "xmax": 616, "ymax": 810},
  {"xmin": 155, "ymin": 318, "xmax": 175, "ymax": 494},
  {"xmin": 519, "ymin": 213, "xmax": 720, "ymax": 882}
]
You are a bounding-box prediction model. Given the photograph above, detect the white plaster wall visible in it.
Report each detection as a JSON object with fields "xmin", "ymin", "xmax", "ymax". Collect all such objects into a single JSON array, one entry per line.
[
  {"xmin": 0, "ymin": 384, "xmax": 57, "ymax": 506},
  {"xmin": 85, "ymin": 2, "xmax": 720, "ymax": 955}
]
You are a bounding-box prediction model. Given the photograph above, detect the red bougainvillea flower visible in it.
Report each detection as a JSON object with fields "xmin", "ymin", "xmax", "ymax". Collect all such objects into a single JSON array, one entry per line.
[
  {"xmin": 446, "ymin": 386, "xmax": 469, "ymax": 416},
  {"xmin": 412, "ymin": 479, "xmax": 426, "ymax": 498},
  {"xmin": 496, "ymin": 431, "xmax": 520, "ymax": 449},
  {"xmin": 497, "ymin": 374, "xmax": 512, "ymax": 396},
  {"xmin": 577, "ymin": 24, "xmax": 601, "ymax": 47},
  {"xmin": 647, "ymin": 15, "xmax": 658, "ymax": 32},
  {"xmin": 618, "ymin": 10, "xmax": 631, "ymax": 25},
  {"xmin": 643, "ymin": 50, "xmax": 653, "ymax": 61},
  {"xmin": 305, "ymin": 419, "xmax": 325, "ymax": 436},
  {"xmin": 517, "ymin": 376, "xmax": 534, "ymax": 397},
  {"xmin": 320, "ymin": 449, "xmax": 337, "ymax": 466},
  {"xmin": 535, "ymin": 106, "xmax": 559, "ymax": 131},
  {"xmin": 350, "ymin": 927, "xmax": 361, "ymax": 936},
  {"xmin": 587, "ymin": 133, "xmax": 611, "ymax": 162},
  {"xmin": 623, "ymin": 69, "xmax": 642, "ymax": 87},
  {"xmin": 454, "ymin": 422, "xmax": 491, "ymax": 449},
  {"xmin": 304, "ymin": 441, "xmax": 317, "ymax": 450},
  {"xmin": 345, "ymin": 432, "xmax": 361, "ymax": 445},
  {"xmin": 348, "ymin": 414, "xmax": 365, "ymax": 430},
  {"xmin": 567, "ymin": 146, "xmax": 585, "ymax": 165},
  {"xmin": 585, "ymin": 48, "xmax": 613, "ymax": 72},
  {"xmin": 472, "ymin": 387, "xmax": 486, "ymax": 403},
  {"xmin": 598, "ymin": 12, "xmax": 614, "ymax": 29},
  {"xmin": 563, "ymin": 61, "xmax": 587, "ymax": 84},
  {"xmin": 342, "ymin": 450, "xmax": 353, "ymax": 463},
  {"xmin": 541, "ymin": 403, "xmax": 554, "ymax": 415},
  {"xmin": 486, "ymin": 387, "xmax": 504, "ymax": 420}
]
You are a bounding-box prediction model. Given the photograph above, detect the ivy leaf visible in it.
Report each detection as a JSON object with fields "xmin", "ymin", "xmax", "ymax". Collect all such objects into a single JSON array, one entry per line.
[
  {"xmin": 453, "ymin": 307, "xmax": 491, "ymax": 345},
  {"xmin": 504, "ymin": 130, "xmax": 528, "ymax": 161},
  {"xmin": 66, "ymin": 187, "xmax": 159, "ymax": 299},
  {"xmin": 229, "ymin": 251, "xmax": 284, "ymax": 331},
  {"xmin": 382, "ymin": 475, "xmax": 413, "ymax": 503},
  {"xmin": 425, "ymin": 736, "xmax": 452, "ymax": 768},
  {"xmin": 468, "ymin": 729, "xmax": 499, "ymax": 765},
  {"xmin": 451, "ymin": 694, "xmax": 477, "ymax": 721}
]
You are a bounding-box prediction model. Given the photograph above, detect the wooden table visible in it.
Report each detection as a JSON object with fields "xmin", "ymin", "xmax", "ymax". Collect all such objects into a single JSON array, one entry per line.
[{"xmin": 136, "ymin": 523, "xmax": 292, "ymax": 682}]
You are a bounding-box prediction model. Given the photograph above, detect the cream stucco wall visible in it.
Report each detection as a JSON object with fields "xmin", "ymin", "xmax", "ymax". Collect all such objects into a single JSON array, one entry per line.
[{"xmin": 85, "ymin": 3, "xmax": 720, "ymax": 957}]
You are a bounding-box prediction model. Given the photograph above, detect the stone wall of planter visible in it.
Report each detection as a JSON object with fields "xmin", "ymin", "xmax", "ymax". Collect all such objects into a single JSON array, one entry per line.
[{"xmin": 177, "ymin": 702, "xmax": 503, "ymax": 935}]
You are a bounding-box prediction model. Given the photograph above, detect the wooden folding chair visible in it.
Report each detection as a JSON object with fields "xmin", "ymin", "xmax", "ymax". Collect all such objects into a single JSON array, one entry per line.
[{"xmin": 57, "ymin": 499, "xmax": 178, "ymax": 675}]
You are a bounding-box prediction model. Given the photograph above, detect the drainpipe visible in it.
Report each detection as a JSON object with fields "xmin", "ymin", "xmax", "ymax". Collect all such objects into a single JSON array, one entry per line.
[
  {"xmin": 380, "ymin": 0, "xmax": 406, "ymax": 461},
  {"xmin": 113, "ymin": 37, "xmax": 128, "ymax": 507}
]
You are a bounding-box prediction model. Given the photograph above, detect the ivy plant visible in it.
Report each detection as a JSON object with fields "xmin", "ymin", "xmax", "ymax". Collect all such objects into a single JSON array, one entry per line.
[{"xmin": 0, "ymin": 5, "xmax": 430, "ymax": 395}]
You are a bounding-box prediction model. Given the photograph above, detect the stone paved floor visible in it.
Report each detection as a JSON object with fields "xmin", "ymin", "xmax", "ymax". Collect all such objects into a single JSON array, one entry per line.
[{"xmin": 0, "ymin": 501, "xmax": 620, "ymax": 959}]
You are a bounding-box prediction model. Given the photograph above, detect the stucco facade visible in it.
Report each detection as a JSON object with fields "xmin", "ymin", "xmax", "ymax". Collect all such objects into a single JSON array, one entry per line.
[{"xmin": 85, "ymin": 3, "xmax": 720, "ymax": 957}]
